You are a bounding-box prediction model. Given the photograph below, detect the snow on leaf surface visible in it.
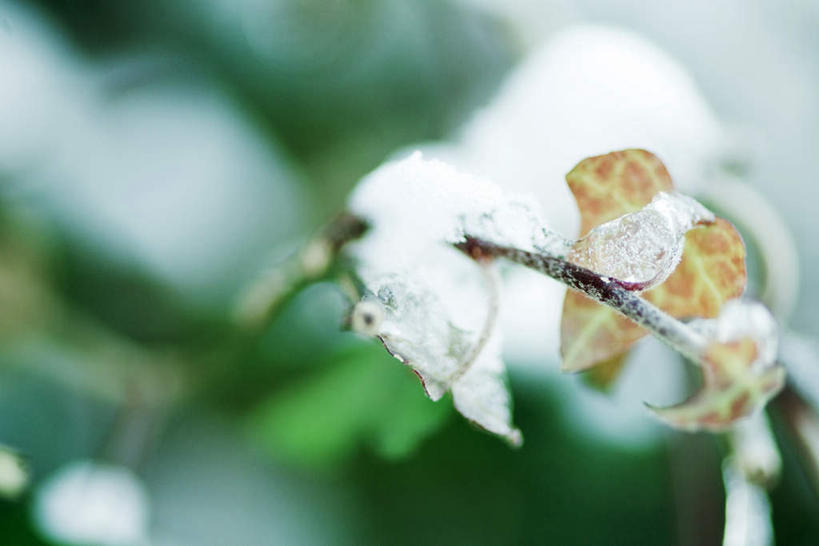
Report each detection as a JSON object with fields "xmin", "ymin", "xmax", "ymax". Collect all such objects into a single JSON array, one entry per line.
[
  {"xmin": 560, "ymin": 150, "xmax": 746, "ymax": 373},
  {"xmin": 648, "ymin": 301, "xmax": 785, "ymax": 432},
  {"xmin": 349, "ymin": 151, "xmax": 566, "ymax": 267},
  {"xmin": 346, "ymin": 152, "xmax": 539, "ymax": 445}
]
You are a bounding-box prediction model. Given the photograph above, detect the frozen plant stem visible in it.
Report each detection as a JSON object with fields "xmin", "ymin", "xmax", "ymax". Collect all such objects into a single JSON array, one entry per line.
[{"xmin": 455, "ymin": 236, "xmax": 709, "ymax": 365}]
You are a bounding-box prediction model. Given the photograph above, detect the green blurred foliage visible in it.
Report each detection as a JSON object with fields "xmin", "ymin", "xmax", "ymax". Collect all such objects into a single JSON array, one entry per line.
[{"xmin": 246, "ymin": 343, "xmax": 451, "ymax": 466}]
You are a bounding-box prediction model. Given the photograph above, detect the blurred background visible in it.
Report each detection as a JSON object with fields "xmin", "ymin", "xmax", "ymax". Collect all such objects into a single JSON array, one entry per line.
[{"xmin": 0, "ymin": 0, "xmax": 818, "ymax": 544}]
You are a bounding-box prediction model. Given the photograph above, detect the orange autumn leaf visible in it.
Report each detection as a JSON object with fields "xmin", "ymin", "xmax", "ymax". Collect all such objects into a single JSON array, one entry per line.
[
  {"xmin": 648, "ymin": 338, "xmax": 785, "ymax": 432},
  {"xmin": 560, "ymin": 150, "xmax": 747, "ymax": 374}
]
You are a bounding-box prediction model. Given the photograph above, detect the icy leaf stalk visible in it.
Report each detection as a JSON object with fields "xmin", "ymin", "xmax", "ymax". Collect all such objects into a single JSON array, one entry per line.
[{"xmin": 456, "ymin": 236, "xmax": 709, "ymax": 360}]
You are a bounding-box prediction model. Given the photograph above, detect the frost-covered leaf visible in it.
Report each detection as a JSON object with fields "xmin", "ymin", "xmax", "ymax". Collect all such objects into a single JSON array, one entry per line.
[
  {"xmin": 350, "ymin": 274, "xmax": 522, "ymax": 446},
  {"xmin": 345, "ymin": 152, "xmax": 532, "ymax": 445},
  {"xmin": 648, "ymin": 301, "xmax": 785, "ymax": 432},
  {"xmin": 648, "ymin": 339, "xmax": 783, "ymax": 431},
  {"xmin": 561, "ymin": 290, "xmax": 641, "ymax": 374},
  {"xmin": 560, "ymin": 151, "xmax": 746, "ymax": 373},
  {"xmin": 349, "ymin": 151, "xmax": 565, "ymax": 266},
  {"xmin": 449, "ymin": 333, "xmax": 522, "ymax": 446}
]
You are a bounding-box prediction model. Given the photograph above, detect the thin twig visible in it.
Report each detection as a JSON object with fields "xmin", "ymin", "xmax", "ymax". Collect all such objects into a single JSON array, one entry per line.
[
  {"xmin": 235, "ymin": 213, "xmax": 369, "ymax": 327},
  {"xmin": 454, "ymin": 236, "xmax": 709, "ymax": 363}
]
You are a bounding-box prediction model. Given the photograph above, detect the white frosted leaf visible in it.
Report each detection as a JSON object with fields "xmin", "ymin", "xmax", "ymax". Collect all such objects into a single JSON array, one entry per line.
[
  {"xmin": 353, "ymin": 275, "xmax": 468, "ymax": 401},
  {"xmin": 346, "ymin": 154, "xmax": 537, "ymax": 443},
  {"xmin": 568, "ymin": 192, "xmax": 713, "ymax": 289},
  {"xmin": 350, "ymin": 265, "xmax": 521, "ymax": 445},
  {"xmin": 451, "ymin": 334, "xmax": 522, "ymax": 446}
]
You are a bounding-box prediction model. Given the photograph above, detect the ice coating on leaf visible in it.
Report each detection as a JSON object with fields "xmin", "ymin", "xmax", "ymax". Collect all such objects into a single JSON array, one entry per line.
[
  {"xmin": 568, "ymin": 192, "xmax": 713, "ymax": 288},
  {"xmin": 451, "ymin": 333, "xmax": 522, "ymax": 446},
  {"xmin": 346, "ymin": 154, "xmax": 537, "ymax": 445},
  {"xmin": 649, "ymin": 301, "xmax": 785, "ymax": 432},
  {"xmin": 350, "ymin": 271, "xmax": 522, "ymax": 446},
  {"xmin": 353, "ymin": 274, "xmax": 468, "ymax": 401}
]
